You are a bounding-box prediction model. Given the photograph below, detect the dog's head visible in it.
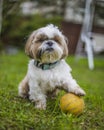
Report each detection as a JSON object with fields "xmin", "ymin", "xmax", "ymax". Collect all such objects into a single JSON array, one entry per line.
[{"xmin": 25, "ymin": 24, "xmax": 68, "ymax": 63}]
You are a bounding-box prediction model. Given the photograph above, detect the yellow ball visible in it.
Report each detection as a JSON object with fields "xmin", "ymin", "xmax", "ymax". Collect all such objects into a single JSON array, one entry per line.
[{"xmin": 60, "ymin": 93, "xmax": 85, "ymax": 115}]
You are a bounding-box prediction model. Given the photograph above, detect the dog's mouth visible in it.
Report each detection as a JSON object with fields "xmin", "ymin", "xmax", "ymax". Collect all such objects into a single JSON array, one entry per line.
[
  {"xmin": 36, "ymin": 47, "xmax": 54, "ymax": 59},
  {"xmin": 45, "ymin": 47, "xmax": 54, "ymax": 52}
]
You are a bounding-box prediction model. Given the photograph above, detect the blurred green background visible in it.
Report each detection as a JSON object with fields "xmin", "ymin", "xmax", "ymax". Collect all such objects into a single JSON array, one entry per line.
[
  {"xmin": 0, "ymin": 0, "xmax": 64, "ymax": 50},
  {"xmin": 1, "ymin": 0, "xmax": 104, "ymax": 55}
]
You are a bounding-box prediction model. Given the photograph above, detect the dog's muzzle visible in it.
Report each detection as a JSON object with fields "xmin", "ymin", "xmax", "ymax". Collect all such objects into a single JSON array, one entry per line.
[
  {"xmin": 45, "ymin": 41, "xmax": 54, "ymax": 51},
  {"xmin": 36, "ymin": 41, "xmax": 54, "ymax": 59}
]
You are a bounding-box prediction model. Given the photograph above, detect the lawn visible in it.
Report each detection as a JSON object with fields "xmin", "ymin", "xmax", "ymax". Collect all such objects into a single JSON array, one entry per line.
[{"xmin": 0, "ymin": 51, "xmax": 104, "ymax": 130}]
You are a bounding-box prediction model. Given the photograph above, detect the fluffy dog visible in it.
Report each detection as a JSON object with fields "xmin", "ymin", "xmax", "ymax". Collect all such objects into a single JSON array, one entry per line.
[{"xmin": 18, "ymin": 24, "xmax": 85, "ymax": 110}]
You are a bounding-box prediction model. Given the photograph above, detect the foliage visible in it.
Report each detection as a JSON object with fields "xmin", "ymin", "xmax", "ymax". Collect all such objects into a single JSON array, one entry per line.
[
  {"xmin": 1, "ymin": 0, "xmax": 63, "ymax": 49},
  {"xmin": 1, "ymin": 14, "xmax": 62, "ymax": 48},
  {"xmin": 0, "ymin": 52, "xmax": 104, "ymax": 130}
]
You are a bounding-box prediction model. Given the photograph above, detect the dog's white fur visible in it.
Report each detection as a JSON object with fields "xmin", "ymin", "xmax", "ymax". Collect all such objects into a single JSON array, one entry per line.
[{"xmin": 18, "ymin": 24, "xmax": 85, "ymax": 110}]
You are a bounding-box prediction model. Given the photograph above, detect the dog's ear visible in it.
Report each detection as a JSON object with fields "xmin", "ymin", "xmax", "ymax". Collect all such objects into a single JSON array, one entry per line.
[
  {"xmin": 61, "ymin": 36, "xmax": 69, "ymax": 59},
  {"xmin": 25, "ymin": 31, "xmax": 37, "ymax": 58}
]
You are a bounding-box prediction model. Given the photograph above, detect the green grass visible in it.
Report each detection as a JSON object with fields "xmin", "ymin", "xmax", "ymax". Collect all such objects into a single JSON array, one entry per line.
[{"xmin": 0, "ymin": 52, "xmax": 104, "ymax": 130}]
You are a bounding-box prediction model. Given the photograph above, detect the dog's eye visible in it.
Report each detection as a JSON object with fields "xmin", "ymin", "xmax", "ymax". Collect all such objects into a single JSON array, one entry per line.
[
  {"xmin": 37, "ymin": 39, "xmax": 44, "ymax": 42},
  {"xmin": 54, "ymin": 38, "xmax": 61, "ymax": 45},
  {"xmin": 54, "ymin": 35, "xmax": 61, "ymax": 44},
  {"xmin": 37, "ymin": 38, "xmax": 48, "ymax": 43},
  {"xmin": 35, "ymin": 38, "xmax": 44, "ymax": 43},
  {"xmin": 54, "ymin": 39, "xmax": 59, "ymax": 43}
]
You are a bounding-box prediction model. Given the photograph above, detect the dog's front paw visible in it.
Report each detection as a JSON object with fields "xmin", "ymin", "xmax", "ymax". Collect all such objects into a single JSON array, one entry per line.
[
  {"xmin": 74, "ymin": 87, "xmax": 86, "ymax": 96},
  {"xmin": 35, "ymin": 100, "xmax": 46, "ymax": 110}
]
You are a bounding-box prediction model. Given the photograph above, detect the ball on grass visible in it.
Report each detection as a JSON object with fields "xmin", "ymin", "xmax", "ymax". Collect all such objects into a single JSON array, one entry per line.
[{"xmin": 60, "ymin": 93, "xmax": 85, "ymax": 115}]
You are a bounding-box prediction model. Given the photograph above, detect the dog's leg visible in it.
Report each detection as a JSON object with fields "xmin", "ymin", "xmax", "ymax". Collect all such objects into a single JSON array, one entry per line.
[
  {"xmin": 29, "ymin": 85, "xmax": 46, "ymax": 110},
  {"xmin": 18, "ymin": 74, "xmax": 29, "ymax": 98},
  {"xmin": 47, "ymin": 89, "xmax": 60, "ymax": 99},
  {"xmin": 61, "ymin": 78, "xmax": 86, "ymax": 96}
]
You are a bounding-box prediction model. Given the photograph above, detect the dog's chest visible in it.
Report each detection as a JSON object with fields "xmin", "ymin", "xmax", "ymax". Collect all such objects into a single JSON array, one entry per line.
[
  {"xmin": 29, "ymin": 60, "xmax": 71, "ymax": 92},
  {"xmin": 37, "ymin": 69, "xmax": 62, "ymax": 90}
]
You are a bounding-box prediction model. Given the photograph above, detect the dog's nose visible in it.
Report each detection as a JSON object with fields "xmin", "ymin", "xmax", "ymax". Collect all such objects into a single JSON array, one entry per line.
[{"xmin": 46, "ymin": 41, "xmax": 53, "ymax": 46}]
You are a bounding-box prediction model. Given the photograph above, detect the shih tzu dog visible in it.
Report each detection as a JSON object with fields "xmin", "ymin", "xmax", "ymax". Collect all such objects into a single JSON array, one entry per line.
[{"xmin": 18, "ymin": 24, "xmax": 85, "ymax": 110}]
